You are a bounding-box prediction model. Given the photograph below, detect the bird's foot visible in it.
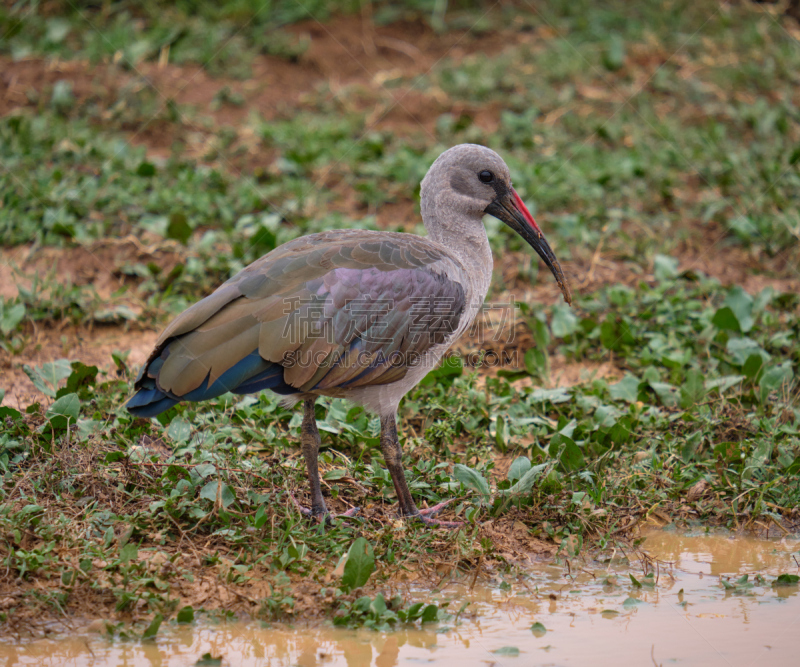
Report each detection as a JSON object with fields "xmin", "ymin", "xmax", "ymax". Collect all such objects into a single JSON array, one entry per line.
[
  {"xmin": 411, "ymin": 499, "xmax": 463, "ymax": 529},
  {"xmin": 288, "ymin": 492, "xmax": 359, "ymax": 524},
  {"xmin": 331, "ymin": 506, "xmax": 361, "ymax": 521}
]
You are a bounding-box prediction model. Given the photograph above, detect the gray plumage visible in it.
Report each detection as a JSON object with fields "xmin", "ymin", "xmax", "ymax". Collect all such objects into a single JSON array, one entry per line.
[{"xmin": 127, "ymin": 144, "xmax": 571, "ymax": 526}]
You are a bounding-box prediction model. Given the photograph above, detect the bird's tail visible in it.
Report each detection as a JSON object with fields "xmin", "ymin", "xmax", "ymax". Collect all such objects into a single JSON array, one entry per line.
[
  {"xmin": 126, "ymin": 378, "xmax": 179, "ymax": 418},
  {"xmin": 125, "ymin": 351, "xmax": 296, "ymax": 418}
]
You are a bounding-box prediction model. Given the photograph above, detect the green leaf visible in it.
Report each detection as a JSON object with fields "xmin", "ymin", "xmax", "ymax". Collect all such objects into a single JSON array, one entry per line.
[
  {"xmin": 680, "ymin": 369, "xmax": 706, "ymax": 409},
  {"xmin": 46, "ymin": 18, "xmax": 71, "ymax": 43},
  {"xmin": 370, "ymin": 593, "xmax": 387, "ymax": 616},
  {"xmin": 600, "ymin": 317, "xmax": 617, "ymax": 350},
  {"xmin": 507, "ymin": 456, "xmax": 531, "ymax": 482},
  {"xmin": 219, "ymin": 485, "xmax": 236, "ymax": 508},
  {"xmin": 0, "ymin": 302, "xmax": 25, "ymax": 335},
  {"xmin": 50, "ymin": 79, "xmax": 75, "ymax": 113},
  {"xmin": 65, "ymin": 362, "xmax": 98, "ymax": 397},
  {"xmin": 649, "ymin": 381, "xmax": 679, "ymax": 407},
  {"xmin": 551, "ymin": 303, "xmax": 578, "ymax": 337},
  {"xmin": 608, "ymin": 418, "xmax": 632, "ymax": 446},
  {"xmin": 724, "ymin": 286, "xmax": 755, "ymax": 333},
  {"xmin": 46, "ymin": 393, "xmax": 80, "ymax": 422},
  {"xmin": 44, "ymin": 393, "xmax": 81, "ymax": 433},
  {"xmin": 0, "ymin": 405, "xmax": 21, "ymax": 420},
  {"xmin": 774, "ymin": 574, "xmax": 800, "ymax": 586},
  {"xmin": 253, "ymin": 504, "xmax": 269, "ymax": 529},
  {"xmin": 530, "ymin": 622, "xmax": 547, "ymax": 637},
  {"xmin": 711, "ymin": 307, "xmax": 740, "ymax": 332},
  {"xmin": 609, "ymin": 374, "xmax": 640, "ymax": 403},
  {"xmin": 422, "ymin": 355, "xmax": 462, "ymax": 387},
  {"xmin": 623, "ymin": 597, "xmax": 642, "ymax": 609},
  {"xmin": 250, "ymin": 225, "xmax": 277, "ymax": 253},
  {"xmin": 785, "ymin": 457, "xmax": 800, "ymax": 475},
  {"xmin": 759, "ymin": 363, "xmax": 793, "ymax": 403},
  {"xmin": 629, "ymin": 574, "xmax": 642, "ymax": 587},
  {"xmin": 548, "ymin": 434, "xmax": 584, "ymax": 472},
  {"xmin": 742, "ymin": 354, "xmax": 764, "ymax": 380},
  {"xmin": 199, "ymin": 481, "xmax": 236, "ymax": 508},
  {"xmin": 600, "ymin": 315, "xmax": 634, "ymax": 350},
  {"xmin": 528, "ymin": 387, "xmax": 571, "ymax": 404},
  {"xmin": 653, "ymin": 254, "xmax": 679, "ymax": 281},
  {"xmin": 24, "ymin": 359, "xmax": 72, "ymax": 397},
  {"xmin": 436, "ymin": 355, "xmax": 463, "ymax": 378},
  {"xmin": 92, "ymin": 304, "xmax": 138, "ymax": 323},
  {"xmin": 453, "ymin": 464, "xmax": 490, "ymax": 497},
  {"xmin": 118, "ymin": 525, "xmax": 133, "ymax": 549},
  {"xmin": 200, "ymin": 480, "xmax": 220, "ymax": 503},
  {"xmin": 136, "ymin": 161, "xmax": 156, "ymax": 177},
  {"xmin": 161, "ymin": 464, "xmax": 188, "ymax": 482},
  {"xmin": 405, "ymin": 602, "xmax": 424, "ymax": 621},
  {"xmin": 603, "ymin": 33, "xmax": 625, "ymax": 70},
  {"xmin": 494, "ymin": 414, "xmax": 510, "ymax": 451},
  {"xmin": 167, "ymin": 417, "xmax": 192, "ymax": 442},
  {"xmin": 727, "ymin": 338, "xmax": 769, "ymax": 366},
  {"xmin": 166, "ymin": 212, "xmax": 192, "ymax": 244},
  {"xmin": 662, "ymin": 348, "xmax": 691, "ymax": 369},
  {"xmin": 529, "ymin": 312, "xmax": 550, "ymax": 349},
  {"xmin": 496, "ymin": 370, "xmax": 528, "ymax": 382},
  {"xmin": 119, "ymin": 542, "xmax": 138, "ymax": 564},
  {"xmin": 714, "ymin": 441, "xmax": 740, "ymax": 463},
  {"xmin": 753, "ymin": 287, "xmax": 774, "ymax": 314},
  {"xmin": 176, "ymin": 606, "xmax": 195, "ymax": 623},
  {"xmin": 492, "ymin": 646, "xmax": 520, "ymax": 656},
  {"xmin": 524, "ymin": 347, "xmax": 547, "ymax": 379},
  {"xmin": 142, "ymin": 614, "xmax": 163, "ymax": 640},
  {"xmin": 705, "ymin": 375, "xmax": 745, "ymax": 394},
  {"xmin": 342, "ymin": 537, "xmax": 375, "ymax": 591},
  {"xmin": 421, "ymin": 604, "xmax": 438, "ymax": 623},
  {"xmin": 501, "ymin": 463, "xmax": 548, "ymax": 495},
  {"xmin": 193, "ymin": 463, "xmax": 216, "ymax": 479}
]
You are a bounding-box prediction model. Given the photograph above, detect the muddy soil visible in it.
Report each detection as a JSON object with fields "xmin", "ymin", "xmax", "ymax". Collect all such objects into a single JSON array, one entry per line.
[{"xmin": 3, "ymin": 530, "xmax": 799, "ymax": 664}]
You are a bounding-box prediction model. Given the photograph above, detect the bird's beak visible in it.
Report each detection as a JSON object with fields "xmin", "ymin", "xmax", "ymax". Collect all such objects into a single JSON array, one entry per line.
[{"xmin": 485, "ymin": 187, "xmax": 572, "ymax": 305}]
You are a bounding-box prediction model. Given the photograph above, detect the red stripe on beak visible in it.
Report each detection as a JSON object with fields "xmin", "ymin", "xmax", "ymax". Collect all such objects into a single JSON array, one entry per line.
[{"xmin": 511, "ymin": 188, "xmax": 543, "ymax": 238}]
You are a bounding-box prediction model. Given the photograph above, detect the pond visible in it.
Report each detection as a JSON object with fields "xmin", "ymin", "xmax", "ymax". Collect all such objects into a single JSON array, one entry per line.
[{"xmin": 2, "ymin": 530, "xmax": 798, "ymax": 666}]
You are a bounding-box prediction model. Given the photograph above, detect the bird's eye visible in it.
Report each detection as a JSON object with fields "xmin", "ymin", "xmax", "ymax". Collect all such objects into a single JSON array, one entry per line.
[{"xmin": 478, "ymin": 170, "xmax": 494, "ymax": 183}]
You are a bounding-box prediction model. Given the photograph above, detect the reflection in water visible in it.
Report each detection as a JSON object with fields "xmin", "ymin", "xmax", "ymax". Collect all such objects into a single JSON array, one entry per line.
[
  {"xmin": 643, "ymin": 529, "xmax": 797, "ymax": 577},
  {"xmin": 1, "ymin": 530, "xmax": 798, "ymax": 667}
]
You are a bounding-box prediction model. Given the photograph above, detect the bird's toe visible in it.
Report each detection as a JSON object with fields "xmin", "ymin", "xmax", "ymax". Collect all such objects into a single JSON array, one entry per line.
[
  {"xmin": 417, "ymin": 498, "xmax": 456, "ymax": 517},
  {"xmin": 287, "ymin": 491, "xmax": 359, "ymax": 524},
  {"xmin": 410, "ymin": 498, "xmax": 462, "ymax": 528}
]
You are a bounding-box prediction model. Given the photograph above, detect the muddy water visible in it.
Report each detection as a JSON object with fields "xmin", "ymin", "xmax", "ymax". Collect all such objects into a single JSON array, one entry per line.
[{"xmin": 2, "ymin": 530, "xmax": 799, "ymax": 666}]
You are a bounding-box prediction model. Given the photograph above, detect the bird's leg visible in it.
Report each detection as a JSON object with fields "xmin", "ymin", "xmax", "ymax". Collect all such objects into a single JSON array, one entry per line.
[
  {"xmin": 380, "ymin": 414, "xmax": 461, "ymax": 528},
  {"xmin": 300, "ymin": 398, "xmax": 327, "ymax": 518},
  {"xmin": 380, "ymin": 414, "xmax": 416, "ymax": 516},
  {"xmin": 293, "ymin": 398, "xmax": 359, "ymax": 522}
]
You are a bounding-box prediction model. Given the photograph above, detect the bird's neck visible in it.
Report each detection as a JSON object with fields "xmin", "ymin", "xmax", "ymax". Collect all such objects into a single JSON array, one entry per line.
[{"xmin": 423, "ymin": 207, "xmax": 494, "ymax": 301}]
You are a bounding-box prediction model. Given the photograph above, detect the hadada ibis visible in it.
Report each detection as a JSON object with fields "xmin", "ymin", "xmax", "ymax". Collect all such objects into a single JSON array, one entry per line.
[{"xmin": 127, "ymin": 144, "xmax": 571, "ymax": 526}]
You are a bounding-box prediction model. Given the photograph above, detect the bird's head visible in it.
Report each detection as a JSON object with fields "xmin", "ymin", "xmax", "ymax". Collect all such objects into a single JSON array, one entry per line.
[{"xmin": 421, "ymin": 143, "xmax": 572, "ymax": 305}]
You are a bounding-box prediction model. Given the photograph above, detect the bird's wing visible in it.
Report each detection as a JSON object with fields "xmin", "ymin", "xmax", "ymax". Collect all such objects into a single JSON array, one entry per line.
[{"xmin": 136, "ymin": 230, "xmax": 468, "ymax": 400}]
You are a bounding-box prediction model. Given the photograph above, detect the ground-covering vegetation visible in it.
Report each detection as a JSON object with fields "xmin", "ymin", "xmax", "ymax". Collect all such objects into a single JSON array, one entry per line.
[{"xmin": 1, "ymin": 0, "xmax": 800, "ymax": 638}]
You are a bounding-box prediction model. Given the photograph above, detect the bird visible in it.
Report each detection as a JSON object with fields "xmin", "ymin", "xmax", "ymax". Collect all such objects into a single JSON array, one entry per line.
[{"xmin": 126, "ymin": 144, "xmax": 572, "ymax": 526}]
